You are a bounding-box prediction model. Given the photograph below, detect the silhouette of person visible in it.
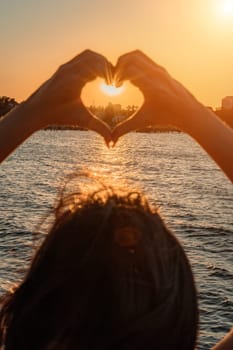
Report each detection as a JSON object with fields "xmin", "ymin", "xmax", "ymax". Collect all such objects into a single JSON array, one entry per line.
[{"xmin": 0, "ymin": 50, "xmax": 232, "ymax": 350}]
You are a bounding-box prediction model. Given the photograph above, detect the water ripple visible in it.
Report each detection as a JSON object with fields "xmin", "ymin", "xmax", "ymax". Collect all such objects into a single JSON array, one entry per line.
[{"xmin": 0, "ymin": 131, "xmax": 232, "ymax": 350}]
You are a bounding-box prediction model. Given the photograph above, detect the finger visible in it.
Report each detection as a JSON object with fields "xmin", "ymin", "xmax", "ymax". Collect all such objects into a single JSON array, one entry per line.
[
  {"xmin": 78, "ymin": 57, "xmax": 113, "ymax": 84},
  {"xmin": 69, "ymin": 50, "xmax": 114, "ymax": 85},
  {"xmin": 69, "ymin": 103, "xmax": 112, "ymax": 144},
  {"xmin": 115, "ymin": 51, "xmax": 163, "ymax": 81},
  {"xmin": 115, "ymin": 50, "xmax": 162, "ymax": 74},
  {"xmin": 111, "ymin": 104, "xmax": 150, "ymax": 144},
  {"xmin": 114, "ymin": 64, "xmax": 156, "ymax": 96},
  {"xmin": 116, "ymin": 50, "xmax": 164, "ymax": 69},
  {"xmin": 65, "ymin": 49, "xmax": 104, "ymax": 65},
  {"xmin": 115, "ymin": 63, "xmax": 177, "ymax": 103},
  {"xmin": 114, "ymin": 50, "xmax": 170, "ymax": 88},
  {"xmin": 114, "ymin": 57, "xmax": 152, "ymax": 90},
  {"xmin": 88, "ymin": 116, "xmax": 112, "ymax": 145}
]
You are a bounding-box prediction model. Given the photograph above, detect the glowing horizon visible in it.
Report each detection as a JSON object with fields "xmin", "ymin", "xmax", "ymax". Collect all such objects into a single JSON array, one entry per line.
[{"xmin": 222, "ymin": 0, "xmax": 233, "ymax": 15}]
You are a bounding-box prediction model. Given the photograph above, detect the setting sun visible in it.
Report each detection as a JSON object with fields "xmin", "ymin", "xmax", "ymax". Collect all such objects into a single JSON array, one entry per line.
[
  {"xmin": 220, "ymin": 0, "xmax": 233, "ymax": 16},
  {"xmin": 100, "ymin": 83, "xmax": 125, "ymax": 96}
]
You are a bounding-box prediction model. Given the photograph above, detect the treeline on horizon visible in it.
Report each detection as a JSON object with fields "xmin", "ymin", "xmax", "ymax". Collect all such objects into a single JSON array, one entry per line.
[{"xmin": 0, "ymin": 96, "xmax": 233, "ymax": 130}]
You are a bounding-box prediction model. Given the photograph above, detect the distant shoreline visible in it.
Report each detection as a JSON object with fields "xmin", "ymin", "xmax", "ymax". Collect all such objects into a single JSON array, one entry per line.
[
  {"xmin": 0, "ymin": 100, "xmax": 232, "ymax": 131},
  {"xmin": 45, "ymin": 126, "xmax": 181, "ymax": 132}
]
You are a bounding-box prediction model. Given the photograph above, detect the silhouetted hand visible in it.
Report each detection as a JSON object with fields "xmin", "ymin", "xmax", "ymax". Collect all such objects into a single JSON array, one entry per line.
[
  {"xmin": 24, "ymin": 50, "xmax": 113, "ymax": 144},
  {"xmin": 112, "ymin": 50, "xmax": 202, "ymax": 143}
]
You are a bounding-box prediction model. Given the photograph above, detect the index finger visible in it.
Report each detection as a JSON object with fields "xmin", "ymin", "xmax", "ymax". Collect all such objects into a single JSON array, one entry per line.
[
  {"xmin": 114, "ymin": 50, "xmax": 169, "ymax": 87},
  {"xmin": 68, "ymin": 50, "xmax": 114, "ymax": 85}
]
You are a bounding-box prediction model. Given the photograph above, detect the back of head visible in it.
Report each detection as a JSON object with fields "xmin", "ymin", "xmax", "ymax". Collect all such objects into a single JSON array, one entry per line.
[{"xmin": 0, "ymin": 186, "xmax": 198, "ymax": 350}]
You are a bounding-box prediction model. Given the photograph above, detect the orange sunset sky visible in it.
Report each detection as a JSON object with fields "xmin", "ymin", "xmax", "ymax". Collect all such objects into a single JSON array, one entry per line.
[{"xmin": 0, "ymin": 0, "xmax": 233, "ymax": 108}]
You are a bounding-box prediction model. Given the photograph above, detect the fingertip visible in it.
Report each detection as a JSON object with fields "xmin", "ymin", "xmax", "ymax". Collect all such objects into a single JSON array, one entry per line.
[
  {"xmin": 113, "ymin": 67, "xmax": 124, "ymax": 87},
  {"xmin": 105, "ymin": 131, "xmax": 113, "ymax": 147},
  {"xmin": 114, "ymin": 79, "xmax": 124, "ymax": 88},
  {"xmin": 105, "ymin": 62, "xmax": 114, "ymax": 85},
  {"xmin": 105, "ymin": 139, "xmax": 110, "ymax": 148},
  {"xmin": 111, "ymin": 129, "xmax": 120, "ymax": 146},
  {"xmin": 108, "ymin": 140, "xmax": 115, "ymax": 148}
]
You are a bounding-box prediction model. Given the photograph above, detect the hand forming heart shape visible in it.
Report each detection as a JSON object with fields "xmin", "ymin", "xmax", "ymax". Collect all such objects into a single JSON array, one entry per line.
[
  {"xmin": 77, "ymin": 50, "xmax": 193, "ymax": 145},
  {"xmin": 25, "ymin": 49, "xmax": 197, "ymax": 147},
  {"xmin": 1, "ymin": 50, "xmax": 232, "ymax": 183}
]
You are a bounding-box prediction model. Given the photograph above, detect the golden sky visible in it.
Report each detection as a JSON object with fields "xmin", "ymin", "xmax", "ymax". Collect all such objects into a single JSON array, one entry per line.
[{"xmin": 0, "ymin": 0, "xmax": 233, "ymax": 108}]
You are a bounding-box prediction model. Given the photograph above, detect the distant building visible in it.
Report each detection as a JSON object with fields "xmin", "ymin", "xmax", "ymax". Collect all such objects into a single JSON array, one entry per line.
[
  {"xmin": 222, "ymin": 96, "xmax": 233, "ymax": 110},
  {"xmin": 215, "ymin": 96, "xmax": 233, "ymax": 129}
]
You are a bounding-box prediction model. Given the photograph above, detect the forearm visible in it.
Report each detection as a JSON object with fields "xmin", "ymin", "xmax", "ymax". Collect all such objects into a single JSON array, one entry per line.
[
  {"xmin": 211, "ymin": 328, "xmax": 233, "ymax": 350},
  {"xmin": 0, "ymin": 103, "xmax": 43, "ymax": 164},
  {"xmin": 181, "ymin": 104, "xmax": 233, "ymax": 183}
]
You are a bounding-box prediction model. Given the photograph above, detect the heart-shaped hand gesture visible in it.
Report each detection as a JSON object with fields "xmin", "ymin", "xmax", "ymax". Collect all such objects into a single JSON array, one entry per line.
[{"xmin": 24, "ymin": 49, "xmax": 202, "ymax": 147}]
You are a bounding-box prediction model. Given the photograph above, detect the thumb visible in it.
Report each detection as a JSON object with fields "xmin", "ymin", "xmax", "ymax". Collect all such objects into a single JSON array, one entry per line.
[
  {"xmin": 88, "ymin": 115, "xmax": 112, "ymax": 146},
  {"xmin": 111, "ymin": 105, "xmax": 150, "ymax": 145},
  {"xmin": 69, "ymin": 103, "xmax": 112, "ymax": 145}
]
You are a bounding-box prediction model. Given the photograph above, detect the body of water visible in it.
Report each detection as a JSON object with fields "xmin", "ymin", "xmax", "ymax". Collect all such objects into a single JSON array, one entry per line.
[{"xmin": 0, "ymin": 130, "xmax": 232, "ymax": 349}]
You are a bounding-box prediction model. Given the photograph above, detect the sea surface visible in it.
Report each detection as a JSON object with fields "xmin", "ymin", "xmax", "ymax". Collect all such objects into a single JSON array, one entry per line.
[{"xmin": 0, "ymin": 130, "xmax": 232, "ymax": 349}]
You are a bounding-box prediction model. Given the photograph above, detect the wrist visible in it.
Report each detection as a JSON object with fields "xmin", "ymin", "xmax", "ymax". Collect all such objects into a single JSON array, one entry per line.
[
  {"xmin": 0, "ymin": 102, "xmax": 45, "ymax": 163},
  {"xmin": 16, "ymin": 100, "xmax": 48, "ymax": 131},
  {"xmin": 177, "ymin": 101, "xmax": 214, "ymax": 135}
]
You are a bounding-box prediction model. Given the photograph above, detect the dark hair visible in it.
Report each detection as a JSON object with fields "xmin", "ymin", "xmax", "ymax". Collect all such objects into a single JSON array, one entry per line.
[{"xmin": 0, "ymin": 186, "xmax": 198, "ymax": 350}]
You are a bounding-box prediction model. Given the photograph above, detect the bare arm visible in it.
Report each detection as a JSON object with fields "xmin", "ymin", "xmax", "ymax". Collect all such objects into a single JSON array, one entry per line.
[
  {"xmin": 211, "ymin": 328, "xmax": 233, "ymax": 350},
  {"xmin": 0, "ymin": 50, "xmax": 112, "ymax": 164},
  {"xmin": 181, "ymin": 103, "xmax": 233, "ymax": 183},
  {"xmin": 0, "ymin": 103, "xmax": 44, "ymax": 163},
  {"xmin": 112, "ymin": 50, "xmax": 233, "ymax": 183}
]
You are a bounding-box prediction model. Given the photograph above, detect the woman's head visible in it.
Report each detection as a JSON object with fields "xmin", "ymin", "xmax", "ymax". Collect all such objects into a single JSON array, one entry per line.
[{"xmin": 0, "ymin": 185, "xmax": 198, "ymax": 350}]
